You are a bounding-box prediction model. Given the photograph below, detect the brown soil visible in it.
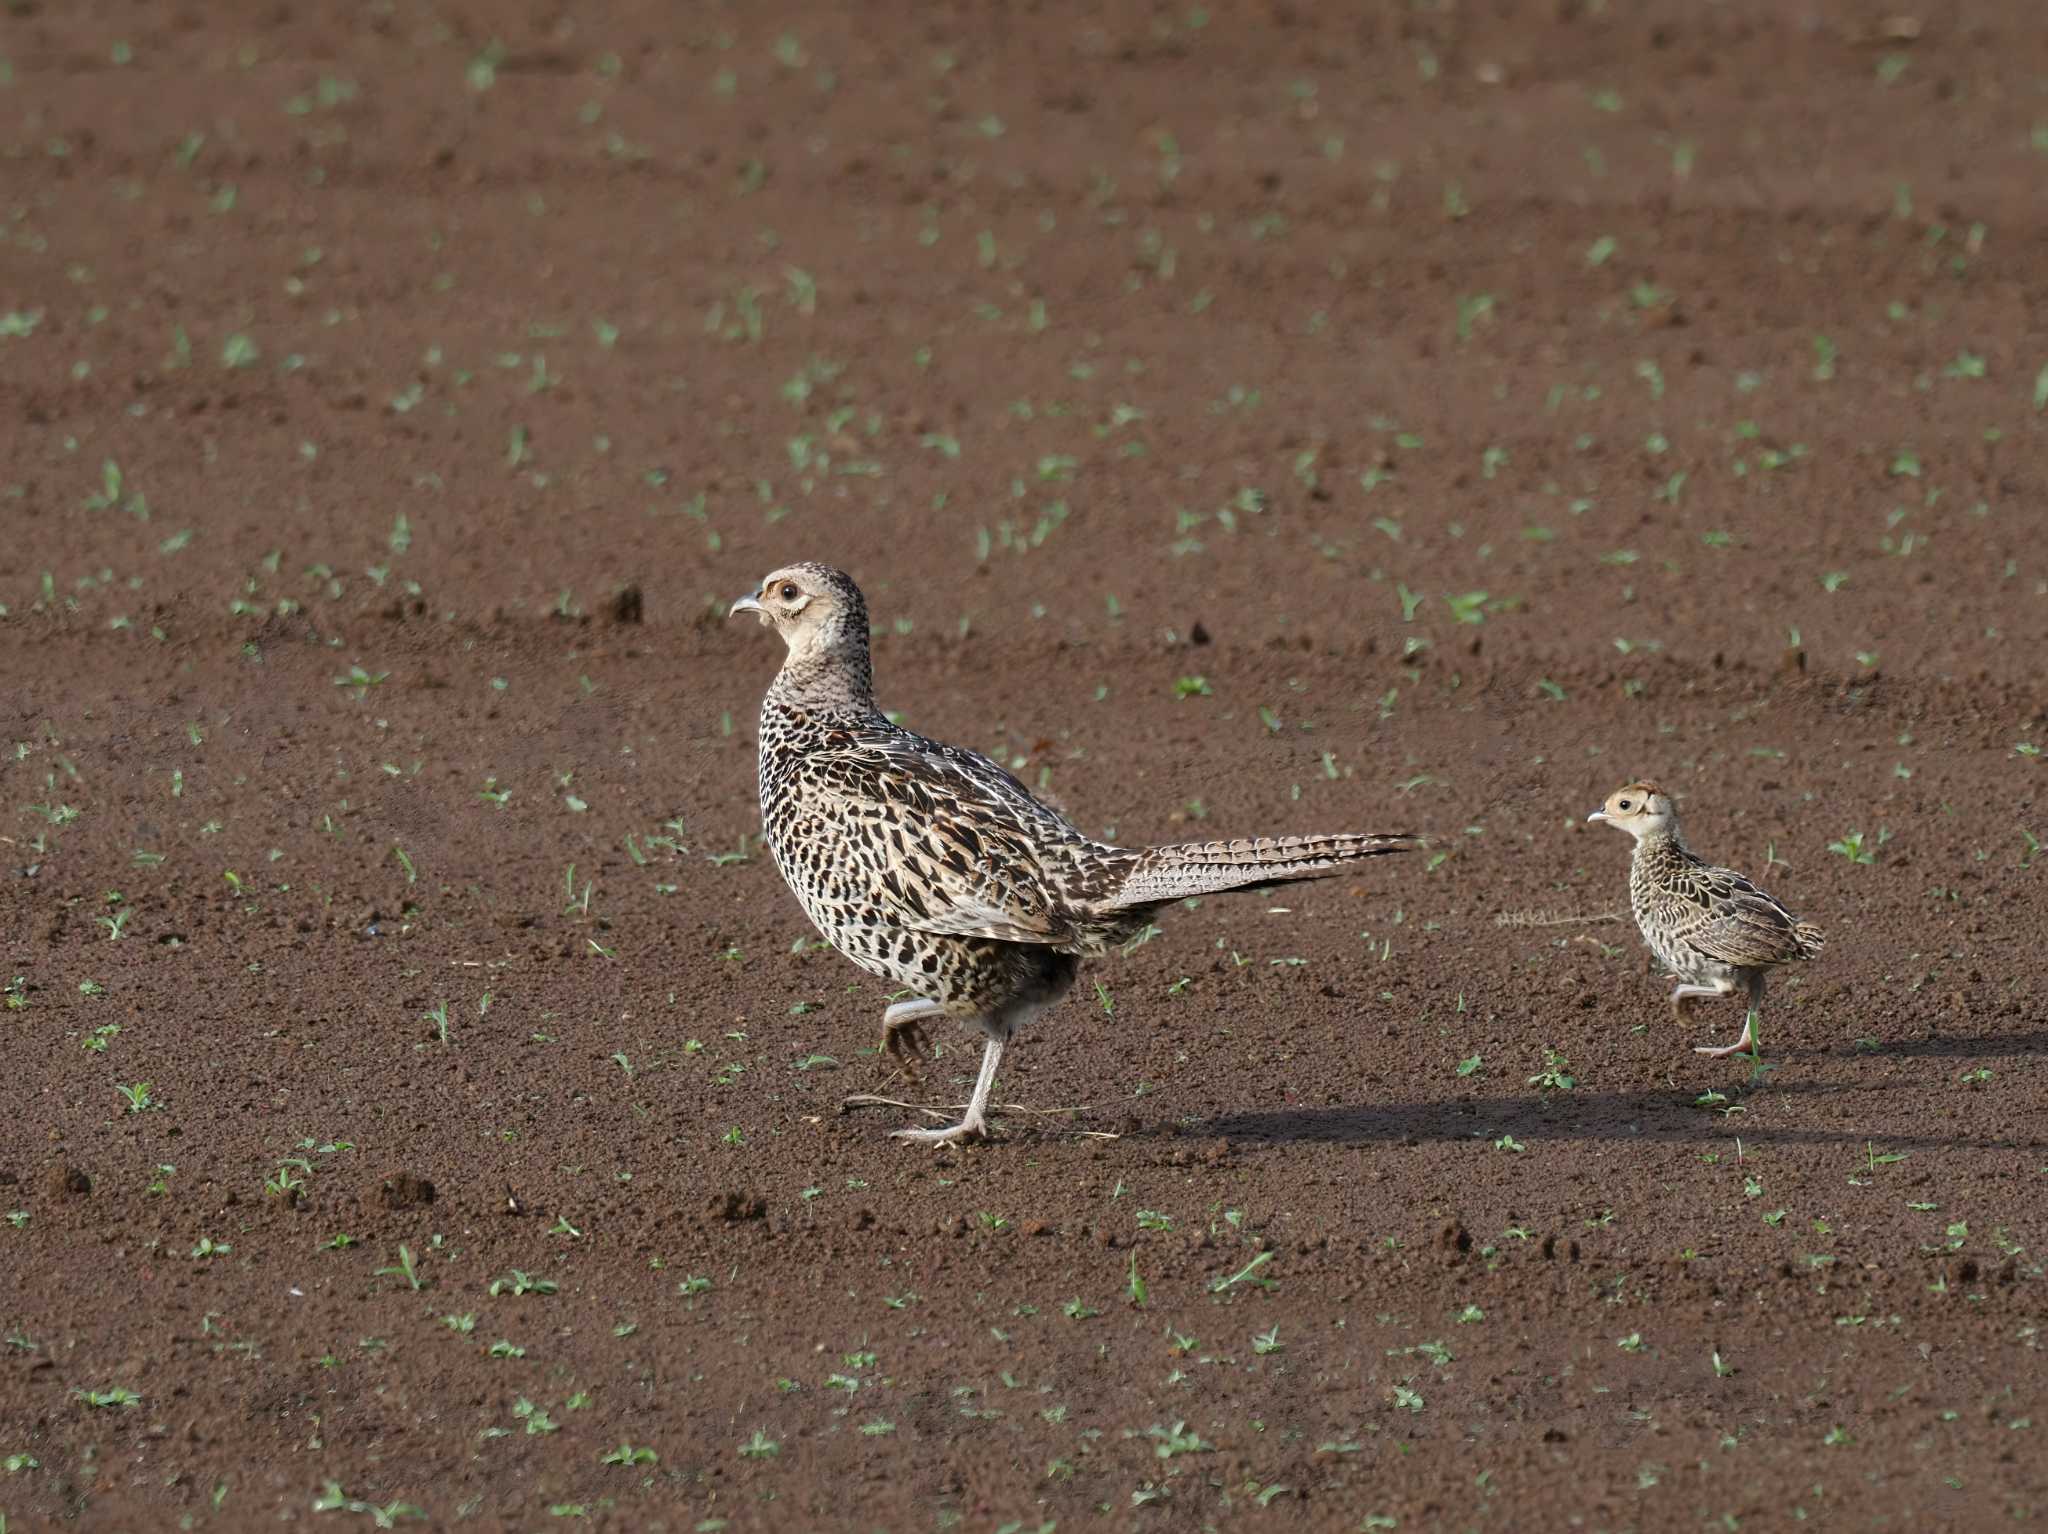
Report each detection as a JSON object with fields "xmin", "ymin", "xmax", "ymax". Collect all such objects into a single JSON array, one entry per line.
[{"xmin": 3, "ymin": 2, "xmax": 2046, "ymax": 1528}]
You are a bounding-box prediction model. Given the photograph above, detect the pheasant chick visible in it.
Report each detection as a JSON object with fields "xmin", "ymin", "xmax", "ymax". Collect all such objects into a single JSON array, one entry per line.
[{"xmin": 1589, "ymin": 781, "xmax": 1823, "ymax": 1060}]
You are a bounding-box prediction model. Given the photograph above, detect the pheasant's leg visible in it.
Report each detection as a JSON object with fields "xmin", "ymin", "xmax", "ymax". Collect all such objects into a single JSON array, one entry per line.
[
  {"xmin": 880, "ymin": 999, "xmax": 944, "ymax": 1074},
  {"xmin": 895, "ymin": 1035, "xmax": 1003, "ymax": 1145},
  {"xmin": 1696, "ymin": 976, "xmax": 1766, "ymax": 1059},
  {"xmin": 1668, "ymin": 982, "xmax": 1725, "ymax": 1023},
  {"xmin": 1670, "ymin": 979, "xmax": 1736, "ymax": 1034},
  {"xmin": 1694, "ymin": 1007, "xmax": 1760, "ymax": 1059},
  {"xmin": 1662, "ymin": 987, "xmax": 1728, "ymax": 1011}
]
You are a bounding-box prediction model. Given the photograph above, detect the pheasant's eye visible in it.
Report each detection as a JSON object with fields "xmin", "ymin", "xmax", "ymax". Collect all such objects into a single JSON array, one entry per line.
[
  {"xmin": 779, "ymin": 582, "xmax": 799, "ymax": 601},
  {"xmin": 1618, "ymin": 799, "xmax": 1633, "ymax": 810}
]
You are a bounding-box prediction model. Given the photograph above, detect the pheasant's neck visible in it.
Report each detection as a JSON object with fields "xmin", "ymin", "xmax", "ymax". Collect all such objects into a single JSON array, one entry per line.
[
  {"xmin": 767, "ymin": 633, "xmax": 877, "ymax": 717},
  {"xmin": 1631, "ymin": 828, "xmax": 1689, "ymax": 865}
]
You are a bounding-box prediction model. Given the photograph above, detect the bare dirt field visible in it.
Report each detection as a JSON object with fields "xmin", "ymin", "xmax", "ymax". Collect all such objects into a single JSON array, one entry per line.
[{"xmin": 3, "ymin": 1, "xmax": 2046, "ymax": 1528}]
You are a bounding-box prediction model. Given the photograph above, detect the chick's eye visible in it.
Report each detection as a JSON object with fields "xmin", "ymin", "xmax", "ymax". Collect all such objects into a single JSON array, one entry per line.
[
  {"xmin": 778, "ymin": 583, "xmax": 798, "ymax": 601},
  {"xmin": 1618, "ymin": 800, "xmax": 1633, "ymax": 810}
]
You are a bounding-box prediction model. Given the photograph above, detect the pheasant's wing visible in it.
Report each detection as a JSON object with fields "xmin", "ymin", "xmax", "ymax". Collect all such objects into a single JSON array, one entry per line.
[
  {"xmin": 1675, "ymin": 866, "xmax": 1808, "ymax": 968},
  {"xmin": 796, "ymin": 726, "xmax": 1096, "ymax": 946}
]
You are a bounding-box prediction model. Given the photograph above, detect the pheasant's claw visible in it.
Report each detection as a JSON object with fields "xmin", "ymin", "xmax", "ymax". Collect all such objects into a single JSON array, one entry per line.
[
  {"xmin": 881, "ymin": 1017, "xmax": 934, "ymax": 1076},
  {"xmin": 893, "ymin": 1115, "xmax": 988, "ymax": 1146}
]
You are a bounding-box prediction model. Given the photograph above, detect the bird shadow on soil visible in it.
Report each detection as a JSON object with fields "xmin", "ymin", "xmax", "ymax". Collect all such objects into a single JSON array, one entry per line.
[
  {"xmin": 1849, "ymin": 1028, "xmax": 2048, "ymax": 1060},
  {"xmin": 1184, "ymin": 1078, "xmax": 2048, "ymax": 1154}
]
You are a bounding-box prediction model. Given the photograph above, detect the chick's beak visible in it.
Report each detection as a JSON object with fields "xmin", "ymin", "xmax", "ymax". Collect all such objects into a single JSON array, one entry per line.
[
  {"xmin": 728, "ymin": 592, "xmax": 766, "ymax": 619},
  {"xmin": 1586, "ymin": 809, "xmax": 1608, "ymax": 823}
]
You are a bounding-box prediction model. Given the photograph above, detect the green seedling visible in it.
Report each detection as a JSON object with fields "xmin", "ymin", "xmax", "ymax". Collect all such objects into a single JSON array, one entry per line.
[
  {"xmin": 376, "ymin": 1245, "xmax": 426, "ymax": 1291},
  {"xmin": 115, "ymin": 1081, "xmax": 156, "ymax": 1113},
  {"xmin": 1528, "ymin": 1048, "xmax": 1576, "ymax": 1090}
]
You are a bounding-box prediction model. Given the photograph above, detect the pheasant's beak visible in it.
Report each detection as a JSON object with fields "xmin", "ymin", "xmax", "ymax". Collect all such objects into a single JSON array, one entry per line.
[
  {"xmin": 1586, "ymin": 809, "xmax": 1608, "ymax": 823},
  {"xmin": 728, "ymin": 593, "xmax": 766, "ymax": 620}
]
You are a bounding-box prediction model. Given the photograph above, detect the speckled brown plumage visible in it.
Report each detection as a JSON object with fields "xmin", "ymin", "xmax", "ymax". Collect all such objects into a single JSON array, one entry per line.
[
  {"xmin": 1591, "ymin": 780, "xmax": 1824, "ymax": 1059},
  {"xmin": 732, "ymin": 561, "xmax": 1417, "ymax": 1143}
]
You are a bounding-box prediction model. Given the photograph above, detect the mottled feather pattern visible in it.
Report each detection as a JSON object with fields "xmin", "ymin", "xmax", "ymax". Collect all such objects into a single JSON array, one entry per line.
[
  {"xmin": 1115, "ymin": 832, "xmax": 1415, "ymax": 907},
  {"xmin": 1629, "ymin": 835, "xmax": 1821, "ymax": 983},
  {"xmin": 765, "ymin": 706, "xmax": 1411, "ymax": 980},
  {"xmin": 748, "ymin": 563, "xmax": 1414, "ymax": 1010}
]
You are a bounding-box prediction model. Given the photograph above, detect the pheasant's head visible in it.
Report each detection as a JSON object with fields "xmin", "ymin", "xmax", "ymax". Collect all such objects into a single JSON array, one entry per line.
[
  {"xmin": 1587, "ymin": 781, "xmax": 1677, "ymax": 840},
  {"xmin": 730, "ymin": 562, "xmax": 868, "ymax": 651},
  {"xmin": 730, "ymin": 563, "xmax": 875, "ymax": 705}
]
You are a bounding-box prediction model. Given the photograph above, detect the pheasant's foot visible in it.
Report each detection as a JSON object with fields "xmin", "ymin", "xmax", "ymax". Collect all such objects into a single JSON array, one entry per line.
[
  {"xmin": 889, "ymin": 1035, "xmax": 1003, "ymax": 1145},
  {"xmin": 1694, "ymin": 1010, "xmax": 1760, "ymax": 1060},
  {"xmin": 892, "ymin": 1114, "xmax": 988, "ymax": 1146},
  {"xmin": 880, "ymin": 1016, "xmax": 935, "ymax": 1076}
]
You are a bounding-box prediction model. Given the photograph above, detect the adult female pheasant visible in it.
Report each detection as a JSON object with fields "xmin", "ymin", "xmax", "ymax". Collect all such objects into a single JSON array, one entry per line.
[{"xmin": 731, "ymin": 561, "xmax": 1417, "ymax": 1144}]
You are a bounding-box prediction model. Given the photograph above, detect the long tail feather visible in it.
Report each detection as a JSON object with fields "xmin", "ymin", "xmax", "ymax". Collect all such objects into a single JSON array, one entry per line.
[{"xmin": 1109, "ymin": 831, "xmax": 1417, "ymax": 909}]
